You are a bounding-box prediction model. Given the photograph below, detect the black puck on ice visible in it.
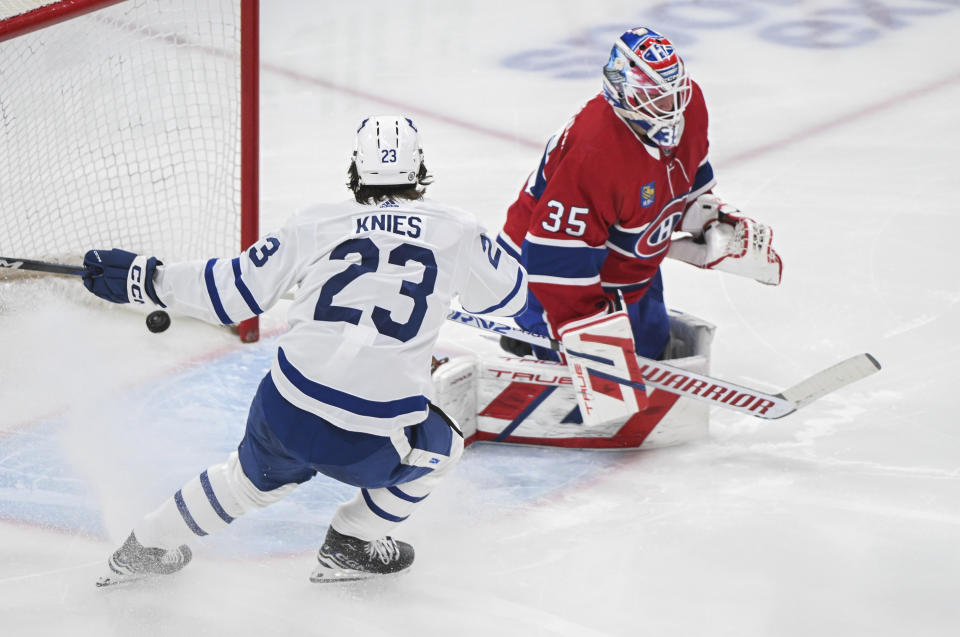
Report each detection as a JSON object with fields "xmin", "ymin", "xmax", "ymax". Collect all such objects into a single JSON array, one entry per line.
[{"xmin": 146, "ymin": 310, "xmax": 171, "ymax": 333}]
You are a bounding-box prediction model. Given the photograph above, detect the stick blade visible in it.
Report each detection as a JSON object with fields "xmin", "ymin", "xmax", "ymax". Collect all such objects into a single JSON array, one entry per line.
[{"xmin": 779, "ymin": 353, "xmax": 881, "ymax": 411}]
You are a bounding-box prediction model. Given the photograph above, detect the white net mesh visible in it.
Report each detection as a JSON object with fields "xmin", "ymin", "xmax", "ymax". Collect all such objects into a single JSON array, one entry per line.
[{"xmin": 0, "ymin": 0, "xmax": 244, "ymax": 264}]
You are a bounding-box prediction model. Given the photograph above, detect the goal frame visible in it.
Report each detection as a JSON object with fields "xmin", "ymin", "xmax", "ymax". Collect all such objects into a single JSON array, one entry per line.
[{"xmin": 0, "ymin": 0, "xmax": 261, "ymax": 342}]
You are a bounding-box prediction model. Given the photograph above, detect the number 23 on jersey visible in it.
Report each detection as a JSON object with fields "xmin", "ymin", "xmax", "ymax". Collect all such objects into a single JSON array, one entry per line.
[{"xmin": 313, "ymin": 237, "xmax": 436, "ymax": 343}]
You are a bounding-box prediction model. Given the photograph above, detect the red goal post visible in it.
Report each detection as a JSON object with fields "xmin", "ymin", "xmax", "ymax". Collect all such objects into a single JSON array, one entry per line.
[{"xmin": 0, "ymin": 0, "xmax": 260, "ymax": 342}]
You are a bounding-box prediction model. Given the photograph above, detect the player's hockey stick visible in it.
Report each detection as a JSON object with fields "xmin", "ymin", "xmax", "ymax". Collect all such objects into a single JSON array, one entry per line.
[
  {"xmin": 0, "ymin": 256, "xmax": 171, "ymax": 333},
  {"xmin": 445, "ymin": 309, "xmax": 881, "ymax": 420},
  {"xmin": 0, "ymin": 255, "xmax": 87, "ymax": 276}
]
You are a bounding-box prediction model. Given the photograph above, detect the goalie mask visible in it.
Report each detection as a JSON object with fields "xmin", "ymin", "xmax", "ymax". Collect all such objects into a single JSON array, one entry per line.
[
  {"xmin": 602, "ymin": 27, "xmax": 692, "ymax": 151},
  {"xmin": 353, "ymin": 115, "xmax": 424, "ymax": 186}
]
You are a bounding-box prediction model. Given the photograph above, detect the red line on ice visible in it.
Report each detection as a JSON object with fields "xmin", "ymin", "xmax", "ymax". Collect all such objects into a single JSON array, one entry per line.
[{"xmin": 269, "ymin": 63, "xmax": 960, "ymax": 167}]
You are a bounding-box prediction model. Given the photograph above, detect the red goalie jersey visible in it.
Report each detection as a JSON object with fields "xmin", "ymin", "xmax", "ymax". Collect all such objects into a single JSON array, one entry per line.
[{"xmin": 497, "ymin": 84, "xmax": 716, "ymax": 339}]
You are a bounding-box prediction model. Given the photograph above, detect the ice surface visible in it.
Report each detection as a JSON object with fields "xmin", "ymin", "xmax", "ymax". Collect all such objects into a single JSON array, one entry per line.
[{"xmin": 2, "ymin": 1, "xmax": 959, "ymax": 635}]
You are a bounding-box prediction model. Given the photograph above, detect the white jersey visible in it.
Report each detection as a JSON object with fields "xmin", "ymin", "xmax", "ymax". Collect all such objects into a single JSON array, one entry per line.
[{"xmin": 154, "ymin": 197, "xmax": 527, "ymax": 434}]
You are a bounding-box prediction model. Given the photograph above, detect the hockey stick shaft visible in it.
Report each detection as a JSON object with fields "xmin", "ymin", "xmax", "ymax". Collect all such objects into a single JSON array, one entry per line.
[
  {"xmin": 445, "ymin": 310, "xmax": 880, "ymax": 420},
  {"xmin": 0, "ymin": 256, "xmax": 86, "ymax": 276},
  {"xmin": 0, "ymin": 255, "xmax": 174, "ymax": 334}
]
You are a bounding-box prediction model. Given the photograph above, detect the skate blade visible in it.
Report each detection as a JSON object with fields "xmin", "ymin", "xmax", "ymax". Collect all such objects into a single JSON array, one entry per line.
[
  {"xmin": 309, "ymin": 565, "xmax": 377, "ymax": 584},
  {"xmin": 96, "ymin": 572, "xmax": 146, "ymax": 588},
  {"xmin": 309, "ymin": 560, "xmax": 409, "ymax": 584}
]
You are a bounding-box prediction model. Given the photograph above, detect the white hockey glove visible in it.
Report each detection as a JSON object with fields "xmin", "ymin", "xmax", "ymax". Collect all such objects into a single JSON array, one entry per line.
[{"xmin": 669, "ymin": 194, "xmax": 783, "ymax": 286}]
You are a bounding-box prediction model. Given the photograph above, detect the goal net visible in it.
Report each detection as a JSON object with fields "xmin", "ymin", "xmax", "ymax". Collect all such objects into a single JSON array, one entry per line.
[{"xmin": 0, "ymin": 0, "xmax": 259, "ymax": 341}]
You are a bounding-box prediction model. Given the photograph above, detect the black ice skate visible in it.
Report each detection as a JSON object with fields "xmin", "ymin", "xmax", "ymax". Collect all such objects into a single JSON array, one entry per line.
[
  {"xmin": 95, "ymin": 532, "xmax": 192, "ymax": 587},
  {"xmin": 309, "ymin": 526, "xmax": 414, "ymax": 583}
]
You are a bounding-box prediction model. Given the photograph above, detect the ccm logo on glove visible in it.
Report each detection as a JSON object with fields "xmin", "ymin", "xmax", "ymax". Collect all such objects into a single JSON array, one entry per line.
[{"xmin": 83, "ymin": 248, "xmax": 165, "ymax": 306}]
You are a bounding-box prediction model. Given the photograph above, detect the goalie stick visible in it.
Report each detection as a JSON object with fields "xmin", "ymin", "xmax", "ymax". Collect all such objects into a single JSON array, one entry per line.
[{"xmin": 445, "ymin": 309, "xmax": 881, "ymax": 420}]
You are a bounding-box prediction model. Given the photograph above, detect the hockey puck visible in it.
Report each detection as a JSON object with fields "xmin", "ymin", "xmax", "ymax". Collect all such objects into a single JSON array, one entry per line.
[{"xmin": 146, "ymin": 310, "xmax": 171, "ymax": 333}]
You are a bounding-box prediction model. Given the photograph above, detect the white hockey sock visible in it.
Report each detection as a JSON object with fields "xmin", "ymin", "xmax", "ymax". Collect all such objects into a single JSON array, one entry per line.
[
  {"xmin": 134, "ymin": 451, "xmax": 297, "ymax": 550},
  {"xmin": 331, "ymin": 486, "xmax": 426, "ymax": 541},
  {"xmin": 331, "ymin": 435, "xmax": 463, "ymax": 541}
]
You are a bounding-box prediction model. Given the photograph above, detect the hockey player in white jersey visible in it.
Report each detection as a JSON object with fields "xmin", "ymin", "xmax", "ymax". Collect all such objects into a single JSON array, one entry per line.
[{"xmin": 81, "ymin": 115, "xmax": 528, "ymax": 584}]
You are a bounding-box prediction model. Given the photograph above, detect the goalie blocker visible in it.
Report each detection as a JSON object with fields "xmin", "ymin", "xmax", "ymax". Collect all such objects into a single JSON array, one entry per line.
[
  {"xmin": 557, "ymin": 300, "xmax": 651, "ymax": 428},
  {"xmin": 432, "ymin": 311, "xmax": 715, "ymax": 449}
]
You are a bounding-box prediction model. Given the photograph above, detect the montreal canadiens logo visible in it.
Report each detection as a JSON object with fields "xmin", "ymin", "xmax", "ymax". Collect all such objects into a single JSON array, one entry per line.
[
  {"xmin": 641, "ymin": 42, "xmax": 674, "ymax": 64},
  {"xmin": 633, "ymin": 198, "xmax": 685, "ymax": 258}
]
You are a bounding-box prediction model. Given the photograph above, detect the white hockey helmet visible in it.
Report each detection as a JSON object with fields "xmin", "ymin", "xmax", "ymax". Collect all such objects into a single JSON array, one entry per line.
[{"xmin": 353, "ymin": 115, "xmax": 424, "ymax": 186}]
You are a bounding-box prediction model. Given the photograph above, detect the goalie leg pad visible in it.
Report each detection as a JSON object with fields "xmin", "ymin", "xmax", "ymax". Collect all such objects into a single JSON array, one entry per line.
[
  {"xmin": 430, "ymin": 355, "xmax": 479, "ymax": 441},
  {"xmin": 431, "ymin": 311, "xmax": 715, "ymax": 449}
]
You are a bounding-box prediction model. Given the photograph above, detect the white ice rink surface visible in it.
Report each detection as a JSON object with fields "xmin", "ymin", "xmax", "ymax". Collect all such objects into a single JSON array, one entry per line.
[{"xmin": 2, "ymin": 1, "xmax": 960, "ymax": 635}]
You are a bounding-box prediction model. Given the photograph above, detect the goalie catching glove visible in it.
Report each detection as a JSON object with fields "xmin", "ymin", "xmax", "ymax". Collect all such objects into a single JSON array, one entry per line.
[
  {"xmin": 669, "ymin": 194, "xmax": 782, "ymax": 285},
  {"xmin": 83, "ymin": 249, "xmax": 165, "ymax": 306}
]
